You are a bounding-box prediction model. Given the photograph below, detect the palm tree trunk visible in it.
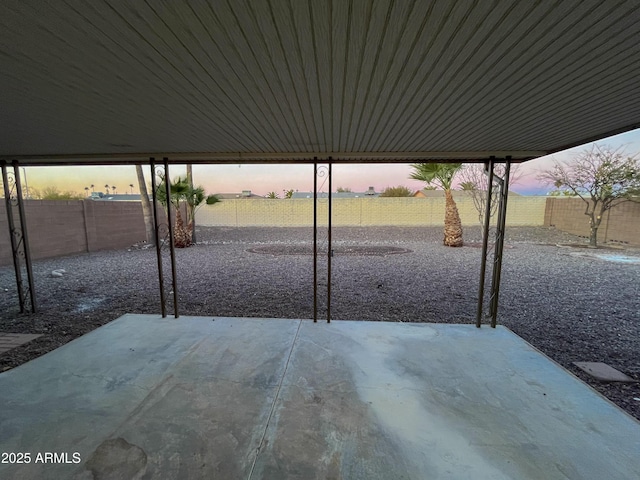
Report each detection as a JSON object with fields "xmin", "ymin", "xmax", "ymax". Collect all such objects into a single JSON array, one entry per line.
[
  {"xmin": 173, "ymin": 207, "xmax": 191, "ymax": 248},
  {"xmin": 186, "ymin": 164, "xmax": 197, "ymax": 243},
  {"xmin": 135, "ymin": 165, "xmax": 155, "ymax": 244},
  {"xmin": 444, "ymin": 189, "xmax": 463, "ymax": 247}
]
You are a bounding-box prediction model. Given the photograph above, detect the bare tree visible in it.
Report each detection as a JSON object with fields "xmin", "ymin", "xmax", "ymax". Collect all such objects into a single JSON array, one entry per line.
[
  {"xmin": 538, "ymin": 144, "xmax": 640, "ymax": 247},
  {"xmin": 135, "ymin": 165, "xmax": 155, "ymax": 244},
  {"xmin": 459, "ymin": 163, "xmax": 523, "ymax": 226}
]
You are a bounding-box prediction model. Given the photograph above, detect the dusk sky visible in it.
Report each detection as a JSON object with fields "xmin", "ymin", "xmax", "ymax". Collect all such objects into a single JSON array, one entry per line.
[{"xmin": 21, "ymin": 128, "xmax": 640, "ymax": 198}]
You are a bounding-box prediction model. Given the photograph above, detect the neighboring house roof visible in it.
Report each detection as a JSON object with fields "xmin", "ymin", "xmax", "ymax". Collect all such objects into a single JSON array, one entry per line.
[
  {"xmin": 413, "ymin": 190, "xmax": 446, "ymax": 198},
  {"xmin": 91, "ymin": 193, "xmax": 141, "ymax": 201},
  {"xmin": 413, "ymin": 189, "xmax": 469, "ymax": 198},
  {"xmin": 414, "ymin": 189, "xmax": 521, "ymax": 198},
  {"xmin": 291, "ymin": 192, "xmax": 381, "ymax": 199},
  {"xmin": 214, "ymin": 191, "xmax": 263, "ymax": 199},
  {"xmin": 292, "ymin": 187, "xmax": 380, "ymax": 199}
]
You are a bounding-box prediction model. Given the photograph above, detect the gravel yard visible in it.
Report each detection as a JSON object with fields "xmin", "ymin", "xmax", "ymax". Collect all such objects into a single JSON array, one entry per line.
[{"xmin": 1, "ymin": 225, "xmax": 639, "ymax": 420}]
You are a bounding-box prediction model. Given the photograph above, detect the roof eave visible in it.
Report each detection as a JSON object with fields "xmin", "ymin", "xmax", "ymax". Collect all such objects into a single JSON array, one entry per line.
[{"xmin": 0, "ymin": 150, "xmax": 547, "ymax": 167}]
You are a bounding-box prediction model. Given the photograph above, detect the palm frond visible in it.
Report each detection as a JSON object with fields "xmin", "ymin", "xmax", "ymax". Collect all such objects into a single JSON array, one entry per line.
[{"xmin": 410, "ymin": 163, "xmax": 462, "ymax": 190}]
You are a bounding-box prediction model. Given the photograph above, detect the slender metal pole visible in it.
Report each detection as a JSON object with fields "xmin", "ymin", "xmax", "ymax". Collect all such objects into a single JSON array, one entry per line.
[
  {"xmin": 313, "ymin": 158, "xmax": 318, "ymax": 322},
  {"xmin": 2, "ymin": 161, "xmax": 26, "ymax": 312},
  {"xmin": 488, "ymin": 170, "xmax": 505, "ymax": 320},
  {"xmin": 13, "ymin": 162, "xmax": 36, "ymax": 313},
  {"xmin": 476, "ymin": 157, "xmax": 495, "ymax": 327},
  {"xmin": 150, "ymin": 158, "xmax": 166, "ymax": 318},
  {"xmin": 488, "ymin": 176, "xmax": 504, "ymax": 320},
  {"xmin": 327, "ymin": 158, "xmax": 332, "ymax": 323},
  {"xmin": 164, "ymin": 158, "xmax": 179, "ymax": 318},
  {"xmin": 490, "ymin": 158, "xmax": 511, "ymax": 328}
]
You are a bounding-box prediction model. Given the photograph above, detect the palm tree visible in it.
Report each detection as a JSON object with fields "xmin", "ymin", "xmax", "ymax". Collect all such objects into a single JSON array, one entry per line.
[
  {"xmin": 410, "ymin": 163, "xmax": 464, "ymax": 247},
  {"xmin": 156, "ymin": 175, "xmax": 220, "ymax": 248},
  {"xmin": 266, "ymin": 191, "xmax": 279, "ymax": 199},
  {"xmin": 104, "ymin": 184, "xmax": 110, "ymax": 195},
  {"xmin": 84, "ymin": 186, "xmax": 90, "ymax": 197}
]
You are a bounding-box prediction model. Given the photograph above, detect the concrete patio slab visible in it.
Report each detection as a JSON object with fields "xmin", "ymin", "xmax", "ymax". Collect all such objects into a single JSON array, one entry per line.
[{"xmin": 0, "ymin": 315, "xmax": 639, "ymax": 479}]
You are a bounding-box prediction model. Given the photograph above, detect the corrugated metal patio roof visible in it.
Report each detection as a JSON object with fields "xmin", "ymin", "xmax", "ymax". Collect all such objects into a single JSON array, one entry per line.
[{"xmin": 1, "ymin": 0, "xmax": 639, "ymax": 165}]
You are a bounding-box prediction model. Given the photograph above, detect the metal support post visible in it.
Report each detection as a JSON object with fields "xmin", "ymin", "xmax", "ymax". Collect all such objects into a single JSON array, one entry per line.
[
  {"xmin": 163, "ymin": 158, "xmax": 179, "ymax": 318},
  {"xmin": 150, "ymin": 158, "xmax": 166, "ymax": 317},
  {"xmin": 327, "ymin": 157, "xmax": 332, "ymax": 324},
  {"xmin": 1, "ymin": 161, "xmax": 36, "ymax": 313},
  {"xmin": 2, "ymin": 161, "xmax": 26, "ymax": 312},
  {"xmin": 476, "ymin": 157, "xmax": 495, "ymax": 327},
  {"xmin": 489, "ymin": 157, "xmax": 511, "ymax": 328},
  {"xmin": 312, "ymin": 158, "xmax": 332, "ymax": 323},
  {"xmin": 313, "ymin": 158, "xmax": 318, "ymax": 322},
  {"xmin": 12, "ymin": 162, "xmax": 36, "ymax": 312}
]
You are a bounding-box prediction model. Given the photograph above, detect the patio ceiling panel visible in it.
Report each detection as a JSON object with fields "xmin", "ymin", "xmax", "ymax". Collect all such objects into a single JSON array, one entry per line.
[
  {"xmin": 1, "ymin": 0, "xmax": 640, "ymax": 164},
  {"xmin": 400, "ymin": 0, "xmax": 582, "ymax": 152},
  {"xmin": 395, "ymin": 0, "xmax": 640, "ymax": 153},
  {"xmin": 450, "ymin": 1, "xmax": 640, "ymax": 152},
  {"xmin": 378, "ymin": 0, "xmax": 511, "ymax": 153}
]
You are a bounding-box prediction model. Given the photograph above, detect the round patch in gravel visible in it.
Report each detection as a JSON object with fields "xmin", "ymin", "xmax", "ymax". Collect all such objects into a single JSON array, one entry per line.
[{"xmin": 247, "ymin": 245, "xmax": 412, "ymax": 256}]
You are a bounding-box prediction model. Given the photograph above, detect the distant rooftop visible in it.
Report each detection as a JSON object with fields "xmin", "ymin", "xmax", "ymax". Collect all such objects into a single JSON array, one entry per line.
[
  {"xmin": 91, "ymin": 193, "xmax": 141, "ymax": 201},
  {"xmin": 214, "ymin": 190, "xmax": 263, "ymax": 199},
  {"xmin": 414, "ymin": 189, "xmax": 522, "ymax": 198},
  {"xmin": 292, "ymin": 187, "xmax": 379, "ymax": 199}
]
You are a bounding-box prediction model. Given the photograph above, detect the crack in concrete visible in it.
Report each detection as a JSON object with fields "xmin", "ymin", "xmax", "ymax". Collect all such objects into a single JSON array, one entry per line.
[{"xmin": 247, "ymin": 319, "xmax": 302, "ymax": 480}]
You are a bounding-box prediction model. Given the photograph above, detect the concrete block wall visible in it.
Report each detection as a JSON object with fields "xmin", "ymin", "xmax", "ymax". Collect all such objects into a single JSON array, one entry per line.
[
  {"xmin": 0, "ymin": 201, "xmax": 88, "ymax": 262},
  {"xmin": 84, "ymin": 201, "xmax": 147, "ymax": 251},
  {"xmin": 196, "ymin": 196, "xmax": 548, "ymax": 227},
  {"xmin": 506, "ymin": 196, "xmax": 548, "ymax": 227},
  {"xmin": 605, "ymin": 200, "xmax": 640, "ymax": 244},
  {"xmin": 544, "ymin": 197, "xmax": 640, "ymax": 245},
  {"xmin": 8, "ymin": 196, "xmax": 618, "ymax": 267},
  {"xmin": 0, "ymin": 200, "xmax": 149, "ymax": 265}
]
